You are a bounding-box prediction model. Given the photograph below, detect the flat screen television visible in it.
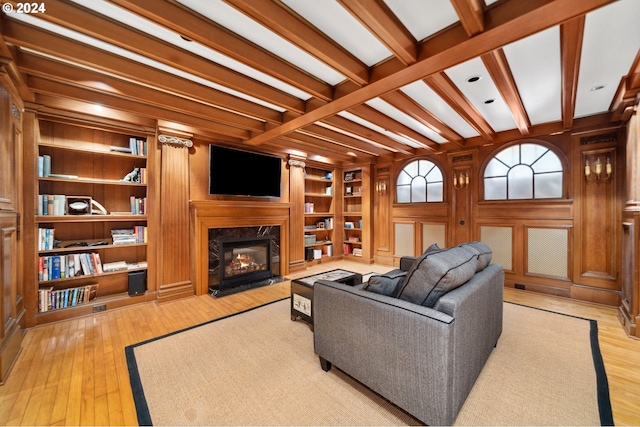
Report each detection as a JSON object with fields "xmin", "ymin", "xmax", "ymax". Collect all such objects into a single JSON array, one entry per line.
[{"xmin": 209, "ymin": 145, "xmax": 282, "ymax": 198}]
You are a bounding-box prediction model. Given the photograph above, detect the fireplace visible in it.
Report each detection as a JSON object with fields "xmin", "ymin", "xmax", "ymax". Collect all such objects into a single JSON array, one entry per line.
[{"xmin": 217, "ymin": 236, "xmax": 273, "ymax": 293}]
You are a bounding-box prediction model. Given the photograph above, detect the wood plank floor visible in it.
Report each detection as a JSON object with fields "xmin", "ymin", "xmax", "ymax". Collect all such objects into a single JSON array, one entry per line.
[{"xmin": 1, "ymin": 260, "xmax": 639, "ymax": 426}]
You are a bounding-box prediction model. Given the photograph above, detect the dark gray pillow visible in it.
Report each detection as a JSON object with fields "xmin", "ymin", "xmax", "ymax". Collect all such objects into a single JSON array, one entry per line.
[
  {"xmin": 363, "ymin": 270, "xmax": 406, "ymax": 296},
  {"xmin": 461, "ymin": 241, "xmax": 492, "ymax": 272},
  {"xmin": 396, "ymin": 246, "xmax": 478, "ymax": 307},
  {"xmin": 424, "ymin": 242, "xmax": 441, "ymax": 254}
]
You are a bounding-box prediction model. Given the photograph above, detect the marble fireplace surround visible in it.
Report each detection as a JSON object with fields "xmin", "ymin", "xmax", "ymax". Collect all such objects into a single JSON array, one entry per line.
[{"xmin": 191, "ymin": 200, "xmax": 291, "ymax": 296}]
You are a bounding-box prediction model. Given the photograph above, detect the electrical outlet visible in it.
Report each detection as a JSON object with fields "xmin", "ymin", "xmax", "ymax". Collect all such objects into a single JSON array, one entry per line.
[{"xmin": 93, "ymin": 304, "xmax": 107, "ymax": 313}]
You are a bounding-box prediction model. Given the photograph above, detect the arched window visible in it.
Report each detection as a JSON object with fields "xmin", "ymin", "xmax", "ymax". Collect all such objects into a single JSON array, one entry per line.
[
  {"xmin": 483, "ymin": 143, "xmax": 563, "ymax": 200},
  {"xmin": 396, "ymin": 159, "xmax": 443, "ymax": 203}
]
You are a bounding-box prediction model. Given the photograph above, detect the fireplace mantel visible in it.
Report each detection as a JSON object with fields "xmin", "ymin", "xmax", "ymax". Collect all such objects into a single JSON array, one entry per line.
[{"xmin": 191, "ymin": 200, "xmax": 292, "ymax": 295}]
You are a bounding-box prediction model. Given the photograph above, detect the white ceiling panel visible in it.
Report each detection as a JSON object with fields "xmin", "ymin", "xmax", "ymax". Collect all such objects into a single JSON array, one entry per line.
[
  {"xmin": 281, "ymin": 0, "xmax": 391, "ymax": 67},
  {"xmin": 445, "ymin": 58, "xmax": 517, "ymax": 133},
  {"xmin": 575, "ymin": 0, "xmax": 640, "ymax": 118},
  {"xmin": 383, "ymin": 0, "xmax": 459, "ymax": 42},
  {"xmin": 400, "ymin": 80, "xmax": 479, "ymax": 139},
  {"xmin": 503, "ymin": 26, "xmax": 562, "ymax": 126},
  {"xmin": 176, "ymin": 0, "xmax": 346, "ymax": 86}
]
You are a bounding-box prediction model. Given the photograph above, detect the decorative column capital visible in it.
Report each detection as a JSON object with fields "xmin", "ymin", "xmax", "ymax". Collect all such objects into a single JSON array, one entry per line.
[
  {"xmin": 288, "ymin": 159, "xmax": 306, "ymax": 169},
  {"xmin": 159, "ymin": 134, "xmax": 193, "ymax": 148}
]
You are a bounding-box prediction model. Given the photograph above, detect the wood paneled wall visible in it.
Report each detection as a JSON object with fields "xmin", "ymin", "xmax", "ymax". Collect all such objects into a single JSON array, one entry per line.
[{"xmin": 373, "ymin": 130, "xmax": 624, "ymax": 307}]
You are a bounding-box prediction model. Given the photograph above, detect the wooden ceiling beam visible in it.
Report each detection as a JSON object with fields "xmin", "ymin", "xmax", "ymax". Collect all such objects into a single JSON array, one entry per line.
[
  {"xmin": 423, "ymin": 72, "xmax": 494, "ymax": 141},
  {"xmin": 242, "ymin": 0, "xmax": 614, "ymax": 146},
  {"xmin": 481, "ymin": 49, "xmax": 530, "ymax": 136},
  {"xmin": 381, "ymin": 90, "xmax": 464, "ymax": 146},
  {"xmin": 302, "ymin": 124, "xmax": 392, "ymax": 157},
  {"xmin": 33, "ymin": 94, "xmax": 158, "ymax": 129},
  {"xmin": 18, "ymin": 53, "xmax": 266, "ymax": 133},
  {"xmin": 451, "ymin": 0, "xmax": 485, "ymax": 37},
  {"xmin": 107, "ymin": 0, "xmax": 333, "ymax": 102},
  {"xmin": 338, "ymin": 0, "xmax": 416, "ymax": 65},
  {"xmin": 28, "ymin": 76, "xmax": 251, "ymax": 140},
  {"xmin": 224, "ymin": 0, "xmax": 369, "ymax": 86},
  {"xmin": 13, "ymin": 0, "xmax": 306, "ymax": 113},
  {"xmin": 560, "ymin": 16, "xmax": 584, "ymax": 130},
  {"xmin": 322, "ymin": 114, "xmax": 415, "ymax": 155},
  {"xmin": 5, "ymin": 21, "xmax": 284, "ymax": 124},
  {"xmin": 274, "ymin": 136, "xmax": 358, "ymax": 163},
  {"xmin": 347, "ymin": 104, "xmax": 440, "ymax": 151}
]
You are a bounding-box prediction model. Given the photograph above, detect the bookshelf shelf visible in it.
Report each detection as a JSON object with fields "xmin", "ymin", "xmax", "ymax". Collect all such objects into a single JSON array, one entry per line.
[{"xmin": 36, "ymin": 215, "xmax": 148, "ymax": 223}]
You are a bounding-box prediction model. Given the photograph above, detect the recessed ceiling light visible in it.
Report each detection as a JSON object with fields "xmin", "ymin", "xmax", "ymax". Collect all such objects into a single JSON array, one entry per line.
[
  {"xmin": 590, "ymin": 85, "xmax": 605, "ymax": 91},
  {"xmin": 466, "ymin": 75, "xmax": 482, "ymax": 83},
  {"xmin": 180, "ymin": 35, "xmax": 192, "ymax": 42},
  {"xmin": 484, "ymin": 99, "xmax": 495, "ymax": 104}
]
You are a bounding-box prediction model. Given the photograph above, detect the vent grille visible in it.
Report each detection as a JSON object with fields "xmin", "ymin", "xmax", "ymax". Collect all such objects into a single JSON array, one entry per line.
[{"xmin": 527, "ymin": 227, "xmax": 568, "ymax": 279}]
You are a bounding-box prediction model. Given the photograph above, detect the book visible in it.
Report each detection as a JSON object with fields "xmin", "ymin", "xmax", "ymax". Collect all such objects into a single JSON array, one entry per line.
[
  {"xmin": 102, "ymin": 261, "xmax": 128, "ymax": 272},
  {"xmin": 42, "ymin": 155, "xmax": 51, "ymax": 177}
]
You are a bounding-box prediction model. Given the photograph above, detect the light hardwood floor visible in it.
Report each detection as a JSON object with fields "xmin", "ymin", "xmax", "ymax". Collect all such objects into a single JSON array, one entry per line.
[{"xmin": 1, "ymin": 260, "xmax": 639, "ymax": 426}]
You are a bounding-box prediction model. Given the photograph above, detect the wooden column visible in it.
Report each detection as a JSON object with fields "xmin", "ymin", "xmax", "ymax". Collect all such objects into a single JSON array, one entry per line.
[
  {"xmin": 157, "ymin": 131, "xmax": 193, "ymax": 302},
  {"xmin": 373, "ymin": 165, "xmax": 392, "ymax": 265},
  {"xmin": 288, "ymin": 155, "xmax": 306, "ymax": 272}
]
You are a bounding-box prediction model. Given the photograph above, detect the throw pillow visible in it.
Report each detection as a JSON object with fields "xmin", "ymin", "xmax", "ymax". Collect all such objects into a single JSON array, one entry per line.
[
  {"xmin": 363, "ymin": 270, "xmax": 407, "ymax": 296},
  {"xmin": 396, "ymin": 246, "xmax": 478, "ymax": 307},
  {"xmin": 424, "ymin": 242, "xmax": 441, "ymax": 253},
  {"xmin": 462, "ymin": 241, "xmax": 492, "ymax": 271}
]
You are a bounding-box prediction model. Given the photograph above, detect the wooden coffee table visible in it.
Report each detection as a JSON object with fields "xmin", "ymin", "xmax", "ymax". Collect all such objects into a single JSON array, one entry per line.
[{"xmin": 291, "ymin": 269, "xmax": 363, "ymax": 329}]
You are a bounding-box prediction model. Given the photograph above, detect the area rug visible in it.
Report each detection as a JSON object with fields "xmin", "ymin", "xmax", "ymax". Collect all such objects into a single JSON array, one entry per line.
[{"xmin": 125, "ymin": 298, "xmax": 613, "ymax": 426}]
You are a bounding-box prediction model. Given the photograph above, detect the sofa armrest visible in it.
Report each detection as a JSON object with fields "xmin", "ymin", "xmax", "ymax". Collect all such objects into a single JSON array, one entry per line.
[{"xmin": 313, "ymin": 279, "xmax": 456, "ymax": 425}]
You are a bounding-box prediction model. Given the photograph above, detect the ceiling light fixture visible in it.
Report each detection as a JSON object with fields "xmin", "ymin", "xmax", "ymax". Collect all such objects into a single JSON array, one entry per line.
[
  {"xmin": 590, "ymin": 85, "xmax": 605, "ymax": 91},
  {"xmin": 180, "ymin": 35, "xmax": 192, "ymax": 42},
  {"xmin": 466, "ymin": 75, "xmax": 482, "ymax": 83},
  {"xmin": 484, "ymin": 99, "xmax": 495, "ymax": 104}
]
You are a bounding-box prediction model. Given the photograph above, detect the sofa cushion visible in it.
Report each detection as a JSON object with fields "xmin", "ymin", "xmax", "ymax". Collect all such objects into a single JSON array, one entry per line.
[
  {"xmin": 396, "ymin": 246, "xmax": 478, "ymax": 307},
  {"xmin": 363, "ymin": 270, "xmax": 406, "ymax": 296},
  {"xmin": 462, "ymin": 241, "xmax": 492, "ymax": 272}
]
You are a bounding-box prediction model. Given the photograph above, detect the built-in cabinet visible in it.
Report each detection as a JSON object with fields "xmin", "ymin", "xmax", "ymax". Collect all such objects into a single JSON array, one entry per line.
[
  {"xmin": 303, "ymin": 166, "xmax": 335, "ymax": 262},
  {"xmin": 0, "ymin": 78, "xmax": 24, "ymax": 384},
  {"xmin": 24, "ymin": 116, "xmax": 157, "ymax": 326}
]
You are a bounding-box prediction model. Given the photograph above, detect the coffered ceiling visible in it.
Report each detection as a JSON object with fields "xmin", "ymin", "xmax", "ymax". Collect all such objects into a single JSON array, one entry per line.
[{"xmin": 2, "ymin": 0, "xmax": 639, "ymax": 164}]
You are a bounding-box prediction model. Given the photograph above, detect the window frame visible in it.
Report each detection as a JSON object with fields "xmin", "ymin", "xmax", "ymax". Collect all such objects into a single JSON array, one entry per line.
[
  {"xmin": 394, "ymin": 157, "xmax": 446, "ymax": 204},
  {"xmin": 480, "ymin": 140, "xmax": 568, "ymax": 202}
]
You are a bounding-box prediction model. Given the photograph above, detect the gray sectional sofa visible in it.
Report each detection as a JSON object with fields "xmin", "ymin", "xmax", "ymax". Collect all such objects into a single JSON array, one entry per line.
[{"xmin": 313, "ymin": 242, "xmax": 504, "ymax": 426}]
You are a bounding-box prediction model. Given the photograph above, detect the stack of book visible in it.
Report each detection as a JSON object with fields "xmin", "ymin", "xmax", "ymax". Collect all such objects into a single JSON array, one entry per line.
[
  {"xmin": 353, "ymin": 248, "xmax": 363, "ymax": 257},
  {"xmin": 130, "ymin": 196, "xmax": 147, "ymax": 214},
  {"xmin": 38, "ymin": 283, "xmax": 98, "ymax": 312},
  {"xmin": 38, "ymin": 228, "xmax": 55, "ymax": 250},
  {"xmin": 129, "ymin": 137, "xmax": 147, "ymax": 156},
  {"xmin": 111, "ymin": 227, "xmax": 147, "ymax": 244},
  {"xmin": 304, "ymin": 202, "xmax": 314, "ymax": 213},
  {"xmin": 38, "ymin": 194, "xmax": 67, "ymax": 215},
  {"xmin": 38, "ymin": 252, "xmax": 103, "ymax": 281}
]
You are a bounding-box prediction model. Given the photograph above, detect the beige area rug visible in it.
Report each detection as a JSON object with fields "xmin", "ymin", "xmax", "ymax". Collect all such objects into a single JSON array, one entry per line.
[{"xmin": 126, "ymin": 298, "xmax": 612, "ymax": 426}]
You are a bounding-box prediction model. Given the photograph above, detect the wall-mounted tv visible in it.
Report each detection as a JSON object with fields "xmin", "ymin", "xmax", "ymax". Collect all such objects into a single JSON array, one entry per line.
[{"xmin": 209, "ymin": 145, "xmax": 282, "ymax": 198}]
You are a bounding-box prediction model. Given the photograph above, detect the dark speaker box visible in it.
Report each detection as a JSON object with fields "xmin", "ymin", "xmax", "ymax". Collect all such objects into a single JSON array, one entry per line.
[
  {"xmin": 128, "ymin": 270, "xmax": 146, "ymax": 296},
  {"xmin": 305, "ymin": 247, "xmax": 315, "ymax": 261}
]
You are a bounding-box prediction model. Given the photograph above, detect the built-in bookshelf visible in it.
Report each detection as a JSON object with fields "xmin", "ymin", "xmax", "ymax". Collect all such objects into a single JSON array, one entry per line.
[
  {"xmin": 31, "ymin": 119, "xmax": 154, "ymax": 324},
  {"xmin": 343, "ymin": 168, "xmax": 363, "ymax": 258},
  {"xmin": 303, "ymin": 166, "xmax": 335, "ymax": 262}
]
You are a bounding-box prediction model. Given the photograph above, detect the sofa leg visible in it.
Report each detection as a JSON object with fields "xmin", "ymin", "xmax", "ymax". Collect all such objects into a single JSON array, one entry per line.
[{"xmin": 319, "ymin": 357, "xmax": 332, "ymax": 372}]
